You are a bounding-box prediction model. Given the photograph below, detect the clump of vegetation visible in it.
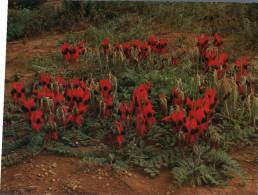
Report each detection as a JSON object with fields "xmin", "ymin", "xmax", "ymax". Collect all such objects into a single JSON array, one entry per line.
[
  {"xmin": 3, "ymin": 30, "xmax": 257, "ymax": 186},
  {"xmin": 9, "ymin": 0, "xmax": 46, "ymax": 9},
  {"xmin": 7, "ymin": 1, "xmax": 258, "ymax": 52}
]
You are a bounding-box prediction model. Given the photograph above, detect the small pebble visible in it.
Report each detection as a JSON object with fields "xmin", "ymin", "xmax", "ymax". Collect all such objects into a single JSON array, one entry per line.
[{"xmin": 51, "ymin": 163, "xmax": 57, "ymax": 168}]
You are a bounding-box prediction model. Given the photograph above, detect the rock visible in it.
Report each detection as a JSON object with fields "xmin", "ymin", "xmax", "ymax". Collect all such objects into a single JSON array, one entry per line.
[
  {"xmin": 49, "ymin": 170, "xmax": 55, "ymax": 175},
  {"xmin": 72, "ymin": 185, "xmax": 77, "ymax": 190},
  {"xmin": 44, "ymin": 172, "xmax": 48, "ymax": 176},
  {"xmin": 52, "ymin": 178, "xmax": 56, "ymax": 182},
  {"xmin": 25, "ymin": 185, "xmax": 38, "ymax": 191},
  {"xmin": 128, "ymin": 172, "xmax": 132, "ymax": 177},
  {"xmin": 48, "ymin": 187, "xmax": 52, "ymax": 190},
  {"xmin": 51, "ymin": 163, "xmax": 57, "ymax": 168},
  {"xmin": 98, "ymin": 176, "xmax": 102, "ymax": 180}
]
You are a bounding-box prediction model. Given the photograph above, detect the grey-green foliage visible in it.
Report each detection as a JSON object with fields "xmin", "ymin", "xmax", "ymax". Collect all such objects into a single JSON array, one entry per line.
[{"xmin": 172, "ymin": 147, "xmax": 242, "ymax": 186}]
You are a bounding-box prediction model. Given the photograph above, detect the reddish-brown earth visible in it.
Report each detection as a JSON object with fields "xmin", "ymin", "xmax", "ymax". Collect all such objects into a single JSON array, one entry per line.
[
  {"xmin": 1, "ymin": 144, "xmax": 256, "ymax": 195},
  {"xmin": 1, "ymin": 33, "xmax": 257, "ymax": 195}
]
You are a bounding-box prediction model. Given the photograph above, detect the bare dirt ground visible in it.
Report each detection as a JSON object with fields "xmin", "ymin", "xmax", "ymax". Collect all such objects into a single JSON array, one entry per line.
[
  {"xmin": 1, "ymin": 32, "xmax": 257, "ymax": 195},
  {"xmin": 1, "ymin": 143, "xmax": 256, "ymax": 195}
]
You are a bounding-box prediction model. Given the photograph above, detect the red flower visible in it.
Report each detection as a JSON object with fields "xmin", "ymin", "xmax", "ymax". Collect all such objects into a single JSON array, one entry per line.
[
  {"xmin": 39, "ymin": 73, "xmax": 51, "ymax": 87},
  {"xmin": 101, "ymin": 38, "xmax": 110, "ymax": 54},
  {"xmin": 197, "ymin": 34, "xmax": 210, "ymax": 57},
  {"xmin": 101, "ymin": 38, "xmax": 109, "ymax": 47},
  {"xmin": 82, "ymin": 89, "xmax": 91, "ymax": 105},
  {"xmin": 65, "ymin": 89, "xmax": 74, "ymax": 105},
  {"xmin": 163, "ymin": 110, "xmax": 184, "ymax": 133},
  {"xmin": 64, "ymin": 107, "xmax": 84, "ymax": 127},
  {"xmin": 171, "ymin": 110, "xmax": 185, "ymax": 124},
  {"xmin": 99, "ymin": 79, "xmax": 112, "ymax": 97},
  {"xmin": 77, "ymin": 40, "xmax": 86, "ymax": 55},
  {"xmin": 73, "ymin": 114, "xmax": 83, "ymax": 127},
  {"xmin": 203, "ymin": 101, "xmax": 212, "ymax": 115},
  {"xmin": 36, "ymin": 86, "xmax": 54, "ymax": 100},
  {"xmin": 21, "ymin": 98, "xmax": 36, "ymax": 114},
  {"xmin": 142, "ymin": 101, "xmax": 156, "ymax": 129},
  {"xmin": 139, "ymin": 42, "xmax": 150, "ymax": 58},
  {"xmin": 157, "ymin": 39, "xmax": 167, "ymax": 48},
  {"xmin": 70, "ymin": 78, "xmax": 81, "ymax": 88},
  {"xmin": 171, "ymin": 88, "xmax": 179, "ymax": 97},
  {"xmin": 116, "ymin": 135, "xmax": 124, "ymax": 146},
  {"xmin": 132, "ymin": 83, "xmax": 150, "ymax": 111},
  {"xmin": 198, "ymin": 121, "xmax": 209, "ymax": 136},
  {"xmin": 11, "ymin": 82, "xmax": 25, "ymax": 104},
  {"xmin": 204, "ymin": 88, "xmax": 216, "ymax": 100},
  {"xmin": 60, "ymin": 43, "xmax": 70, "ymax": 55},
  {"xmin": 64, "ymin": 53, "xmax": 71, "ymax": 61},
  {"xmin": 123, "ymin": 42, "xmax": 131, "ymax": 58},
  {"xmin": 132, "ymin": 39, "xmax": 142, "ymax": 50},
  {"xmin": 77, "ymin": 103, "xmax": 88, "ymax": 115},
  {"xmin": 207, "ymin": 59, "xmax": 219, "ymax": 68},
  {"xmin": 185, "ymin": 117, "xmax": 198, "ymax": 131},
  {"xmin": 72, "ymin": 48, "xmax": 80, "ymax": 61},
  {"xmin": 156, "ymin": 39, "xmax": 168, "ymax": 54},
  {"xmin": 55, "ymin": 76, "xmax": 66, "ymax": 86},
  {"xmin": 185, "ymin": 117, "xmax": 198, "ymax": 144},
  {"xmin": 171, "ymin": 88, "xmax": 183, "ymax": 106},
  {"xmin": 30, "ymin": 110, "xmax": 45, "ymax": 132},
  {"xmin": 65, "ymin": 88, "xmax": 90, "ymax": 106},
  {"xmin": 213, "ymin": 33, "xmax": 223, "ymax": 47},
  {"xmin": 60, "ymin": 43, "xmax": 81, "ymax": 62},
  {"xmin": 185, "ymin": 96, "xmax": 193, "ymax": 109},
  {"xmin": 235, "ymin": 56, "xmax": 249, "ymax": 70},
  {"xmin": 148, "ymin": 36, "xmax": 158, "ymax": 51},
  {"xmin": 189, "ymin": 108, "xmax": 206, "ymax": 123},
  {"xmin": 114, "ymin": 120, "xmax": 124, "ymax": 134},
  {"xmin": 53, "ymin": 93, "xmax": 64, "ymax": 106},
  {"xmin": 114, "ymin": 43, "xmax": 121, "ymax": 51},
  {"xmin": 74, "ymin": 88, "xmax": 85, "ymax": 102},
  {"xmin": 204, "ymin": 48, "xmax": 216, "ymax": 60},
  {"xmin": 218, "ymin": 52, "xmax": 228, "ymax": 67},
  {"xmin": 197, "ymin": 34, "xmax": 210, "ymax": 47}
]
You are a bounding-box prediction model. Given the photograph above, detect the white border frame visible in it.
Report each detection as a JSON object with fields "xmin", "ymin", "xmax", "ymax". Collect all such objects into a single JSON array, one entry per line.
[{"xmin": 0, "ymin": 0, "xmax": 8, "ymax": 183}]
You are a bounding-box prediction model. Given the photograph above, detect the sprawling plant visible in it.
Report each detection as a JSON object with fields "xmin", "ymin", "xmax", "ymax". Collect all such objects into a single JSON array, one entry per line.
[{"xmin": 3, "ymin": 33, "xmax": 257, "ymax": 187}]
